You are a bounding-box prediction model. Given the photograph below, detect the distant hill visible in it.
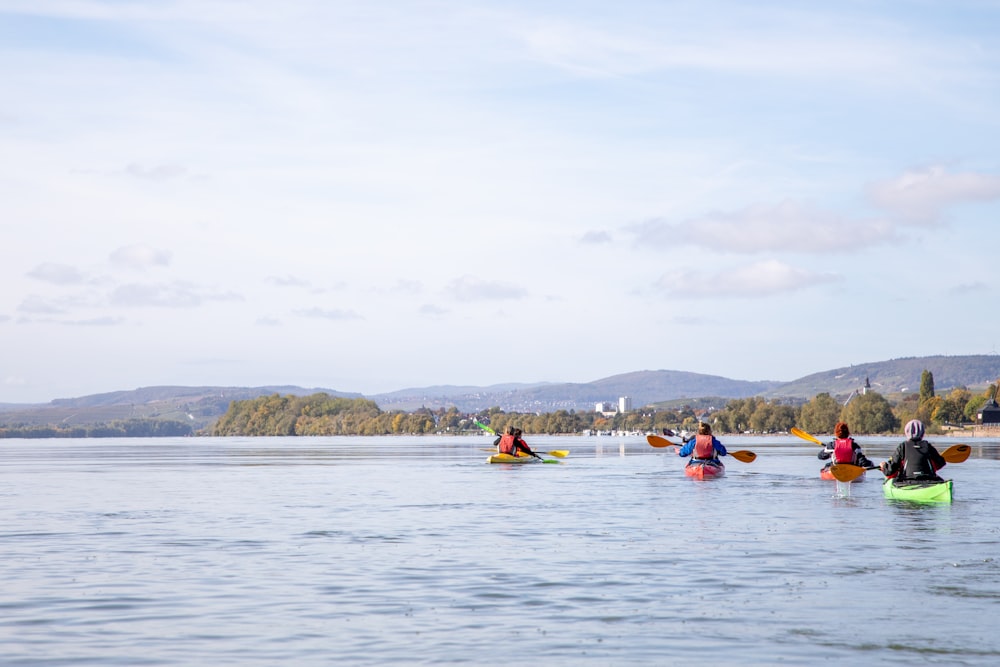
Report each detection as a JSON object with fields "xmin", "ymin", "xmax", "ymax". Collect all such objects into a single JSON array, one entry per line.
[
  {"xmin": 0, "ymin": 385, "xmax": 359, "ymax": 430},
  {"xmin": 366, "ymin": 382, "xmax": 552, "ymax": 412},
  {"xmin": 762, "ymin": 355, "xmax": 1000, "ymax": 400},
  {"xmin": 367, "ymin": 371, "xmax": 779, "ymax": 412},
  {"xmin": 2, "ymin": 355, "xmax": 998, "ymax": 431}
]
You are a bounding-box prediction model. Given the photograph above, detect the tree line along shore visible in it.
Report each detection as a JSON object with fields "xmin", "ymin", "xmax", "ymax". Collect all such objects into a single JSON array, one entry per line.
[{"xmin": 2, "ymin": 370, "xmax": 995, "ymax": 439}]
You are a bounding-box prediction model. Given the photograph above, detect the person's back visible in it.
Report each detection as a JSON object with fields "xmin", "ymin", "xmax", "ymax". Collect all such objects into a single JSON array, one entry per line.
[
  {"xmin": 678, "ymin": 422, "xmax": 726, "ymax": 461},
  {"xmin": 512, "ymin": 428, "xmax": 535, "ymax": 458},
  {"xmin": 496, "ymin": 426, "xmax": 518, "ymax": 455},
  {"xmin": 882, "ymin": 420, "xmax": 946, "ymax": 483},
  {"xmin": 819, "ymin": 422, "xmax": 872, "ymax": 468}
]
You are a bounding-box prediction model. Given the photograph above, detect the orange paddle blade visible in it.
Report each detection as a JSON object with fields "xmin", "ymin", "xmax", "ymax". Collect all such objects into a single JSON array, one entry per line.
[
  {"xmin": 830, "ymin": 463, "xmax": 867, "ymax": 483},
  {"xmin": 942, "ymin": 444, "xmax": 971, "ymax": 463},
  {"xmin": 646, "ymin": 434, "xmax": 674, "ymax": 448}
]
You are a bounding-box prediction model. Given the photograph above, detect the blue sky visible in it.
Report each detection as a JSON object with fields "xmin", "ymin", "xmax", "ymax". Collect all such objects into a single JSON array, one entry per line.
[{"xmin": 2, "ymin": 1, "xmax": 1000, "ymax": 403}]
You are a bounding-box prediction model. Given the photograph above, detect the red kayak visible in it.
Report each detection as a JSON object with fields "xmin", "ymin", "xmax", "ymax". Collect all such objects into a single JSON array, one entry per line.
[
  {"xmin": 685, "ymin": 460, "xmax": 725, "ymax": 479},
  {"xmin": 820, "ymin": 466, "xmax": 865, "ymax": 482}
]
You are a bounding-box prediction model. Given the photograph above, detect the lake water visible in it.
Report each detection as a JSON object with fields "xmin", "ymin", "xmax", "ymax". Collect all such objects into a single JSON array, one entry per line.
[{"xmin": 2, "ymin": 434, "xmax": 999, "ymax": 666}]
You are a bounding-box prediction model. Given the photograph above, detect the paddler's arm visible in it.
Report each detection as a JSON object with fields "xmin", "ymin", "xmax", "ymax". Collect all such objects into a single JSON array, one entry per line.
[
  {"xmin": 714, "ymin": 437, "xmax": 727, "ymax": 457},
  {"xmin": 930, "ymin": 447, "xmax": 947, "ymax": 472},
  {"xmin": 516, "ymin": 439, "xmax": 542, "ymax": 460},
  {"xmin": 677, "ymin": 439, "xmax": 696, "ymax": 457}
]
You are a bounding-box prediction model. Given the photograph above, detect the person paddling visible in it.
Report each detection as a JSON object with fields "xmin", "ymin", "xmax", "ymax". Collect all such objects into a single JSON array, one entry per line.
[
  {"xmin": 818, "ymin": 421, "xmax": 873, "ymax": 475},
  {"xmin": 880, "ymin": 419, "xmax": 946, "ymax": 484},
  {"xmin": 677, "ymin": 422, "xmax": 727, "ymax": 464},
  {"xmin": 495, "ymin": 426, "xmax": 541, "ymax": 460}
]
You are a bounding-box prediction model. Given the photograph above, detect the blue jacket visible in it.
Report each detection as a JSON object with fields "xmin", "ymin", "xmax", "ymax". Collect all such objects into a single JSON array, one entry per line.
[{"xmin": 677, "ymin": 436, "xmax": 727, "ymax": 459}]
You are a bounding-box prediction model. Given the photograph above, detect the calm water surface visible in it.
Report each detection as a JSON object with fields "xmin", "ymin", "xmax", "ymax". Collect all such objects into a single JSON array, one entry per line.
[{"xmin": 2, "ymin": 435, "xmax": 999, "ymax": 665}]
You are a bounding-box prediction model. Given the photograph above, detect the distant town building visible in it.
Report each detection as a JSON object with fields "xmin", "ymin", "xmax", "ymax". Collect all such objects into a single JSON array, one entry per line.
[
  {"xmin": 595, "ymin": 397, "xmax": 632, "ymax": 415},
  {"xmin": 980, "ymin": 398, "xmax": 1000, "ymax": 425}
]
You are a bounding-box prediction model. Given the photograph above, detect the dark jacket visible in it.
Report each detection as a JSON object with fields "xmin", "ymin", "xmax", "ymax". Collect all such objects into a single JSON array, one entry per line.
[{"xmin": 883, "ymin": 438, "xmax": 946, "ymax": 483}]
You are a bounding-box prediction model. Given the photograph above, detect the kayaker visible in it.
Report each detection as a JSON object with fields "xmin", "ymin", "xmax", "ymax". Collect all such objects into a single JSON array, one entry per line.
[
  {"xmin": 880, "ymin": 419, "xmax": 947, "ymax": 483},
  {"xmin": 512, "ymin": 428, "xmax": 541, "ymax": 459},
  {"xmin": 818, "ymin": 421, "xmax": 873, "ymax": 473},
  {"xmin": 676, "ymin": 422, "xmax": 727, "ymax": 463},
  {"xmin": 496, "ymin": 426, "xmax": 540, "ymax": 459}
]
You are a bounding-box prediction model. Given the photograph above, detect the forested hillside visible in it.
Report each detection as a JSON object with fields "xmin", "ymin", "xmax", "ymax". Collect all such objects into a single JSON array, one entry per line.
[{"xmin": 3, "ymin": 355, "xmax": 998, "ymax": 435}]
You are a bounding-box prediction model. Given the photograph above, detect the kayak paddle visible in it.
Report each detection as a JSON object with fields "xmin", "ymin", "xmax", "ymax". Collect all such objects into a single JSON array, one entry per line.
[
  {"xmin": 829, "ymin": 463, "xmax": 877, "ymax": 483},
  {"xmin": 832, "ymin": 444, "xmax": 972, "ymax": 482},
  {"xmin": 942, "ymin": 444, "xmax": 971, "ymax": 463},
  {"xmin": 794, "ymin": 427, "xmax": 970, "ymax": 464},
  {"xmin": 646, "ymin": 434, "xmax": 675, "ymax": 448},
  {"xmin": 647, "ymin": 434, "xmax": 755, "ymax": 463},
  {"xmin": 790, "ymin": 427, "xmax": 824, "ymax": 446},
  {"xmin": 474, "ymin": 420, "xmax": 496, "ymax": 435}
]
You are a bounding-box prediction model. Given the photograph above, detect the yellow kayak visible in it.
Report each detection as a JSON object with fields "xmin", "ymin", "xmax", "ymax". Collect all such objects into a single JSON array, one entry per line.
[
  {"xmin": 486, "ymin": 453, "xmax": 563, "ymax": 464},
  {"xmin": 487, "ymin": 453, "xmax": 540, "ymax": 464}
]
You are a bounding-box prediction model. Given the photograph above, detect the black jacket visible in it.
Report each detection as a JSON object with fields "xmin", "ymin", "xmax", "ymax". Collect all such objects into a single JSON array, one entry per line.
[{"xmin": 883, "ymin": 439, "xmax": 946, "ymax": 482}]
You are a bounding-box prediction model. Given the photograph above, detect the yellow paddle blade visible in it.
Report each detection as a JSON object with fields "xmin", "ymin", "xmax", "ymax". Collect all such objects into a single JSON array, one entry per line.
[
  {"xmin": 547, "ymin": 450, "xmax": 569, "ymax": 458},
  {"xmin": 790, "ymin": 427, "xmax": 823, "ymax": 446},
  {"xmin": 647, "ymin": 434, "xmax": 674, "ymax": 448},
  {"xmin": 729, "ymin": 450, "xmax": 756, "ymax": 463},
  {"xmin": 942, "ymin": 444, "xmax": 971, "ymax": 463},
  {"xmin": 830, "ymin": 463, "xmax": 867, "ymax": 483}
]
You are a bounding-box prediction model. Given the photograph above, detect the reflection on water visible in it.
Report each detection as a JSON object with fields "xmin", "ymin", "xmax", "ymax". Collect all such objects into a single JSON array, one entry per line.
[{"xmin": 1, "ymin": 435, "xmax": 999, "ymax": 665}]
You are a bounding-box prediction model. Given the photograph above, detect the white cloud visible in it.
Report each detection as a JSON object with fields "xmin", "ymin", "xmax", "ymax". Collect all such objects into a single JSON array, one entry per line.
[
  {"xmin": 293, "ymin": 307, "xmax": 362, "ymax": 321},
  {"xmin": 387, "ymin": 279, "xmax": 423, "ymax": 295},
  {"xmin": 948, "ymin": 281, "xmax": 990, "ymax": 296},
  {"xmin": 418, "ymin": 304, "xmax": 449, "ymax": 316},
  {"xmin": 110, "ymin": 283, "xmax": 241, "ymax": 308},
  {"xmin": 867, "ymin": 166, "xmax": 1000, "ymax": 224},
  {"xmin": 446, "ymin": 276, "xmax": 528, "ymax": 302},
  {"xmin": 654, "ymin": 259, "xmax": 838, "ymax": 298},
  {"xmin": 630, "ymin": 202, "xmax": 895, "ymax": 254},
  {"xmin": 580, "ymin": 230, "xmax": 613, "ymax": 244},
  {"xmin": 125, "ymin": 163, "xmax": 188, "ymax": 181},
  {"xmin": 109, "ymin": 245, "xmax": 172, "ymax": 271},
  {"xmin": 64, "ymin": 316, "xmax": 124, "ymax": 326},
  {"xmin": 26, "ymin": 263, "xmax": 86, "ymax": 285},
  {"xmin": 18, "ymin": 295, "xmax": 67, "ymax": 314},
  {"xmin": 629, "ymin": 165, "xmax": 1000, "ymax": 255},
  {"xmin": 267, "ymin": 275, "xmax": 311, "ymax": 288},
  {"xmin": 515, "ymin": 4, "xmax": 980, "ymax": 91}
]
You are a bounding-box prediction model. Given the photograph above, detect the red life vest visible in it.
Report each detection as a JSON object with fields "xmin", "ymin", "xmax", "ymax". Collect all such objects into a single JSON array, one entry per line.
[
  {"xmin": 693, "ymin": 434, "xmax": 716, "ymax": 459},
  {"xmin": 498, "ymin": 434, "xmax": 517, "ymax": 455},
  {"xmin": 833, "ymin": 437, "xmax": 854, "ymax": 464}
]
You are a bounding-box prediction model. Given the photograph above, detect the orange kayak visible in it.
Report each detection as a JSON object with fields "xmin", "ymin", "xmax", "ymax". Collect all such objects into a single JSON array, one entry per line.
[{"xmin": 685, "ymin": 460, "xmax": 725, "ymax": 479}]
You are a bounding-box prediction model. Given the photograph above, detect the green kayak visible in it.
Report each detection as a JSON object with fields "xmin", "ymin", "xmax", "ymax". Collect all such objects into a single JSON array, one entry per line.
[{"xmin": 882, "ymin": 478, "xmax": 953, "ymax": 503}]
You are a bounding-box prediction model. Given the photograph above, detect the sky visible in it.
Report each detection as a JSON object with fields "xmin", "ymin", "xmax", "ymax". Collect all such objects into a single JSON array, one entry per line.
[{"xmin": 2, "ymin": 1, "xmax": 1000, "ymax": 404}]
